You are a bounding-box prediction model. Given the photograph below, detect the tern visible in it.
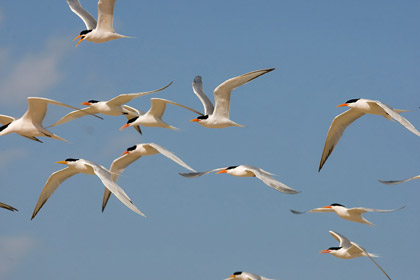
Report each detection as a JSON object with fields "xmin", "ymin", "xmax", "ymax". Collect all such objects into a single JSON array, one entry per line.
[
  {"xmin": 102, "ymin": 143, "xmax": 197, "ymax": 211},
  {"xmin": 68, "ymin": 0, "xmax": 130, "ymax": 46},
  {"xmin": 379, "ymin": 174, "xmax": 420, "ymax": 185},
  {"xmin": 179, "ymin": 165, "xmax": 300, "ymax": 194},
  {"xmin": 319, "ymin": 98, "xmax": 420, "ymax": 171},
  {"xmin": 321, "ymin": 230, "xmax": 391, "ymax": 279},
  {"xmin": 120, "ymin": 98, "xmax": 202, "ymax": 131},
  {"xmin": 290, "ymin": 203, "xmax": 405, "ymax": 225},
  {"xmin": 225, "ymin": 271, "xmax": 275, "ymax": 280},
  {"xmin": 49, "ymin": 82, "xmax": 172, "ymax": 134},
  {"xmin": 0, "ymin": 202, "xmax": 18, "ymax": 212},
  {"xmin": 31, "ymin": 158, "xmax": 144, "ymax": 220},
  {"xmin": 190, "ymin": 68, "xmax": 275, "ymax": 128},
  {"xmin": 0, "ymin": 97, "xmax": 100, "ymax": 143}
]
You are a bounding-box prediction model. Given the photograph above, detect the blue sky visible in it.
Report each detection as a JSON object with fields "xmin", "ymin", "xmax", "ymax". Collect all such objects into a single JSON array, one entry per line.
[{"xmin": 0, "ymin": 1, "xmax": 419, "ymax": 279}]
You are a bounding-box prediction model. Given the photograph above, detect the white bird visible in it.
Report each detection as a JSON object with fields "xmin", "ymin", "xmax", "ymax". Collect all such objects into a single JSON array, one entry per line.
[
  {"xmin": 179, "ymin": 165, "xmax": 300, "ymax": 194},
  {"xmin": 0, "ymin": 97, "xmax": 100, "ymax": 143},
  {"xmin": 102, "ymin": 143, "xmax": 197, "ymax": 211},
  {"xmin": 321, "ymin": 231, "xmax": 391, "ymax": 280},
  {"xmin": 190, "ymin": 68, "xmax": 275, "ymax": 128},
  {"xmin": 379, "ymin": 174, "xmax": 420, "ymax": 185},
  {"xmin": 31, "ymin": 158, "xmax": 144, "ymax": 220},
  {"xmin": 67, "ymin": 0, "xmax": 130, "ymax": 46},
  {"xmin": 49, "ymin": 82, "xmax": 173, "ymax": 134},
  {"xmin": 319, "ymin": 98, "xmax": 420, "ymax": 171},
  {"xmin": 120, "ymin": 98, "xmax": 202, "ymax": 131},
  {"xmin": 290, "ymin": 203, "xmax": 405, "ymax": 225},
  {"xmin": 0, "ymin": 202, "xmax": 18, "ymax": 212},
  {"xmin": 225, "ymin": 271, "xmax": 275, "ymax": 280}
]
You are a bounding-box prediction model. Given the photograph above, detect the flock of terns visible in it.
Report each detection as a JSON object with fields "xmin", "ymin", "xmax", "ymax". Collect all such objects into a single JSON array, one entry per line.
[{"xmin": 1, "ymin": 0, "xmax": 419, "ymax": 279}]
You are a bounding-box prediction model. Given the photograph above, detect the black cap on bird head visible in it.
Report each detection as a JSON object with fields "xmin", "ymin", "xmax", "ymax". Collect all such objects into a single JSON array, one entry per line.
[{"xmin": 345, "ymin": 98, "xmax": 360, "ymax": 104}]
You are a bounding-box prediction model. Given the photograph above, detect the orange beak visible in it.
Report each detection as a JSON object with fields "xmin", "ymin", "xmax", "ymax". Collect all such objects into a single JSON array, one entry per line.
[
  {"xmin": 73, "ymin": 35, "xmax": 84, "ymax": 47},
  {"xmin": 121, "ymin": 150, "xmax": 129, "ymax": 156},
  {"xmin": 81, "ymin": 102, "xmax": 91, "ymax": 106},
  {"xmin": 322, "ymin": 206, "xmax": 332, "ymax": 209},
  {"xmin": 320, "ymin": 249, "xmax": 330, "ymax": 254},
  {"xmin": 336, "ymin": 103, "xmax": 348, "ymax": 107},
  {"xmin": 216, "ymin": 170, "xmax": 227, "ymax": 174},
  {"xmin": 228, "ymin": 275, "xmax": 235, "ymax": 279},
  {"xmin": 56, "ymin": 161, "xmax": 68, "ymax": 164},
  {"xmin": 120, "ymin": 124, "xmax": 130, "ymax": 130},
  {"xmin": 190, "ymin": 118, "xmax": 200, "ymax": 122}
]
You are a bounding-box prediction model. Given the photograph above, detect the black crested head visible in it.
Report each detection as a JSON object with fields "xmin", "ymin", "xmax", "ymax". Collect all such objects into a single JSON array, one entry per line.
[
  {"xmin": 127, "ymin": 116, "xmax": 139, "ymax": 124},
  {"xmin": 233, "ymin": 272, "xmax": 242, "ymax": 276},
  {"xmin": 330, "ymin": 203, "xmax": 345, "ymax": 207},
  {"xmin": 328, "ymin": 246, "xmax": 342, "ymax": 251},
  {"xmin": 65, "ymin": 158, "xmax": 79, "ymax": 162},
  {"xmin": 226, "ymin": 166, "xmax": 238, "ymax": 170},
  {"xmin": 197, "ymin": 115, "xmax": 208, "ymax": 120},
  {"xmin": 88, "ymin": 100, "xmax": 99, "ymax": 103},
  {"xmin": 126, "ymin": 145, "xmax": 137, "ymax": 152},
  {"xmin": 80, "ymin": 29, "xmax": 93, "ymax": 36},
  {"xmin": 345, "ymin": 98, "xmax": 360, "ymax": 104},
  {"xmin": 0, "ymin": 122, "xmax": 11, "ymax": 132}
]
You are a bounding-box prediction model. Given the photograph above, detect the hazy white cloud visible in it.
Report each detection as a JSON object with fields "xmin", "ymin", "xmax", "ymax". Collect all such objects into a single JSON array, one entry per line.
[
  {"xmin": 0, "ymin": 37, "xmax": 71, "ymax": 105},
  {"xmin": 0, "ymin": 236, "xmax": 37, "ymax": 278},
  {"xmin": 0, "ymin": 149, "xmax": 28, "ymax": 169}
]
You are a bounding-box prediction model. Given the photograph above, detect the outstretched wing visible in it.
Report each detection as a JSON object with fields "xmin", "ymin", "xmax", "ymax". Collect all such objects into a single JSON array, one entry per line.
[
  {"xmin": 290, "ymin": 207, "xmax": 334, "ymax": 215},
  {"xmin": 96, "ymin": 0, "xmax": 116, "ymax": 32},
  {"xmin": 379, "ymin": 174, "xmax": 420, "ymax": 185},
  {"xmin": 329, "ymin": 230, "xmax": 352, "ymax": 249},
  {"xmin": 179, "ymin": 168, "xmax": 226, "ymax": 178},
  {"xmin": 318, "ymin": 109, "xmax": 365, "ymax": 171},
  {"xmin": 146, "ymin": 143, "xmax": 196, "ymax": 172},
  {"xmin": 0, "ymin": 202, "xmax": 18, "ymax": 212},
  {"xmin": 31, "ymin": 167, "xmax": 79, "ymax": 220},
  {"xmin": 49, "ymin": 107, "xmax": 98, "ymax": 127},
  {"xmin": 67, "ymin": 0, "xmax": 97, "ymax": 30},
  {"xmin": 244, "ymin": 165, "xmax": 300, "ymax": 194},
  {"xmin": 147, "ymin": 98, "xmax": 203, "ymax": 118},
  {"xmin": 0, "ymin": 115, "xmax": 15, "ymax": 125},
  {"xmin": 192, "ymin": 76, "xmax": 214, "ymax": 115},
  {"xmin": 349, "ymin": 206, "xmax": 406, "ymax": 214},
  {"xmin": 107, "ymin": 82, "xmax": 173, "ymax": 106}
]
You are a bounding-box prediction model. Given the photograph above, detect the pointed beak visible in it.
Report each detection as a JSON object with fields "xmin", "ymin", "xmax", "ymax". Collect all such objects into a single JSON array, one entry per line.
[
  {"xmin": 74, "ymin": 35, "xmax": 84, "ymax": 47},
  {"xmin": 216, "ymin": 170, "xmax": 228, "ymax": 174},
  {"xmin": 56, "ymin": 161, "xmax": 68, "ymax": 164},
  {"xmin": 336, "ymin": 103, "xmax": 348, "ymax": 107},
  {"xmin": 120, "ymin": 124, "xmax": 130, "ymax": 130},
  {"xmin": 320, "ymin": 249, "xmax": 330, "ymax": 254},
  {"xmin": 322, "ymin": 206, "xmax": 332, "ymax": 208},
  {"xmin": 121, "ymin": 150, "xmax": 129, "ymax": 156},
  {"xmin": 190, "ymin": 118, "xmax": 200, "ymax": 122},
  {"xmin": 81, "ymin": 102, "xmax": 91, "ymax": 106},
  {"xmin": 73, "ymin": 34, "xmax": 82, "ymax": 41}
]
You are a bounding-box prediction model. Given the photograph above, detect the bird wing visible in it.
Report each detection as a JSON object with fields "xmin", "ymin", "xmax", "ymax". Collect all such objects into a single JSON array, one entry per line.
[
  {"xmin": 329, "ymin": 230, "xmax": 352, "ymax": 249},
  {"xmin": 31, "ymin": 167, "xmax": 79, "ymax": 220},
  {"xmin": 48, "ymin": 107, "xmax": 98, "ymax": 127},
  {"xmin": 23, "ymin": 97, "xmax": 101, "ymax": 126},
  {"xmin": 146, "ymin": 143, "xmax": 196, "ymax": 172},
  {"xmin": 147, "ymin": 98, "xmax": 202, "ymax": 118},
  {"xmin": 290, "ymin": 207, "xmax": 334, "ymax": 214},
  {"xmin": 0, "ymin": 202, "xmax": 18, "ymax": 212},
  {"xmin": 179, "ymin": 168, "xmax": 226, "ymax": 178},
  {"xmin": 67, "ymin": 0, "xmax": 97, "ymax": 30},
  {"xmin": 96, "ymin": 0, "xmax": 116, "ymax": 32},
  {"xmin": 348, "ymin": 206, "xmax": 406, "ymax": 214},
  {"xmin": 192, "ymin": 76, "xmax": 214, "ymax": 115},
  {"xmin": 372, "ymin": 100, "xmax": 420, "ymax": 137},
  {"xmin": 212, "ymin": 68, "xmax": 274, "ymax": 119},
  {"xmin": 244, "ymin": 165, "xmax": 300, "ymax": 194},
  {"xmin": 318, "ymin": 109, "xmax": 365, "ymax": 171},
  {"xmin": 122, "ymin": 105, "xmax": 141, "ymax": 115},
  {"xmin": 0, "ymin": 115, "xmax": 15, "ymax": 125},
  {"xmin": 379, "ymin": 174, "xmax": 420, "ymax": 185},
  {"xmin": 84, "ymin": 160, "xmax": 145, "ymax": 217},
  {"xmin": 107, "ymin": 82, "xmax": 173, "ymax": 106}
]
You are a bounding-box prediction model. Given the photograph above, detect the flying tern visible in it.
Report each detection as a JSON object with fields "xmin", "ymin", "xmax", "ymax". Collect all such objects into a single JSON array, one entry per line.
[
  {"xmin": 225, "ymin": 271, "xmax": 276, "ymax": 280},
  {"xmin": 379, "ymin": 174, "xmax": 420, "ymax": 185},
  {"xmin": 67, "ymin": 0, "xmax": 130, "ymax": 46},
  {"xmin": 291, "ymin": 203, "xmax": 405, "ymax": 225},
  {"xmin": 179, "ymin": 165, "xmax": 300, "ymax": 194},
  {"xmin": 102, "ymin": 143, "xmax": 197, "ymax": 211},
  {"xmin": 321, "ymin": 230, "xmax": 391, "ymax": 279},
  {"xmin": 31, "ymin": 158, "xmax": 144, "ymax": 219},
  {"xmin": 49, "ymin": 82, "xmax": 172, "ymax": 134},
  {"xmin": 120, "ymin": 98, "xmax": 202, "ymax": 131},
  {"xmin": 319, "ymin": 98, "xmax": 420, "ymax": 171},
  {"xmin": 0, "ymin": 97, "xmax": 100, "ymax": 143},
  {"xmin": 0, "ymin": 202, "xmax": 18, "ymax": 212},
  {"xmin": 190, "ymin": 68, "xmax": 275, "ymax": 128}
]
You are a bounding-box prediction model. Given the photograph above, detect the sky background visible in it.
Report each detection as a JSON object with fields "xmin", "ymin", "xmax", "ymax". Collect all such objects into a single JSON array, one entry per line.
[{"xmin": 0, "ymin": 1, "xmax": 419, "ymax": 279}]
